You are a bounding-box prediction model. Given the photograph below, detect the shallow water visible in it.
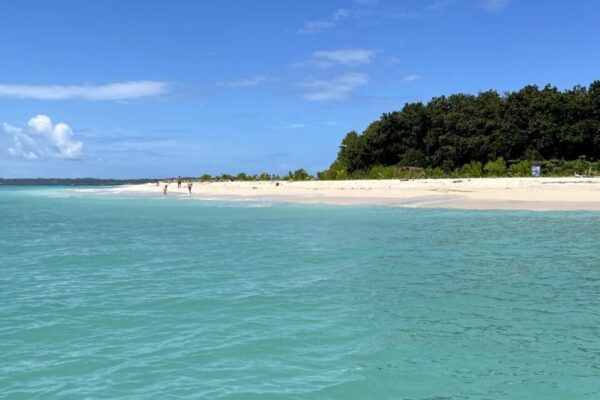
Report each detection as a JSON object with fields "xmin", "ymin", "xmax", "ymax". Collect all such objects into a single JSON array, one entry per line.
[{"xmin": 1, "ymin": 186, "xmax": 599, "ymax": 399}]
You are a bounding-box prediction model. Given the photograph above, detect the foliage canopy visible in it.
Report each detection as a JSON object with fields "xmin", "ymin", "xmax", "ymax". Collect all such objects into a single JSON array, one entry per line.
[{"xmin": 319, "ymin": 81, "xmax": 600, "ymax": 178}]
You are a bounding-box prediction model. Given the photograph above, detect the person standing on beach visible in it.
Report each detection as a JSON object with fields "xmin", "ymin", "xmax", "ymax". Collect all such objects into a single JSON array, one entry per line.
[
  {"xmin": 177, "ymin": 176, "xmax": 182, "ymax": 189},
  {"xmin": 163, "ymin": 184, "xmax": 168, "ymax": 195},
  {"xmin": 187, "ymin": 181, "xmax": 193, "ymax": 194}
]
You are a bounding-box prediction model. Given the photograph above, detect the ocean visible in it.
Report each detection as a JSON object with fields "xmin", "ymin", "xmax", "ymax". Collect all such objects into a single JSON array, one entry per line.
[{"xmin": 1, "ymin": 186, "xmax": 599, "ymax": 399}]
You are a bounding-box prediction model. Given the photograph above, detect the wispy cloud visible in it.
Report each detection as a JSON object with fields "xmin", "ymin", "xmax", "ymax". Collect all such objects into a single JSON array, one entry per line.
[
  {"xmin": 352, "ymin": 0, "xmax": 378, "ymax": 5},
  {"xmin": 299, "ymin": 9, "xmax": 350, "ymax": 33},
  {"xmin": 3, "ymin": 115, "xmax": 83, "ymax": 159},
  {"xmin": 270, "ymin": 121, "xmax": 307, "ymax": 130},
  {"xmin": 298, "ymin": 4, "xmax": 420, "ymax": 34},
  {"xmin": 0, "ymin": 81, "xmax": 170, "ymax": 101},
  {"xmin": 386, "ymin": 56, "xmax": 401, "ymax": 64},
  {"xmin": 427, "ymin": 0, "xmax": 507, "ymax": 13},
  {"xmin": 314, "ymin": 49, "xmax": 375, "ymax": 66},
  {"xmin": 301, "ymin": 73, "xmax": 369, "ymax": 102},
  {"xmin": 479, "ymin": 0, "xmax": 509, "ymax": 12},
  {"xmin": 299, "ymin": 20, "xmax": 336, "ymax": 33},
  {"xmin": 427, "ymin": 0, "xmax": 455, "ymax": 11},
  {"xmin": 217, "ymin": 75, "xmax": 270, "ymax": 88},
  {"xmin": 285, "ymin": 123, "xmax": 306, "ymax": 129},
  {"xmin": 294, "ymin": 48, "xmax": 376, "ymax": 69},
  {"xmin": 403, "ymin": 74, "xmax": 422, "ymax": 82}
]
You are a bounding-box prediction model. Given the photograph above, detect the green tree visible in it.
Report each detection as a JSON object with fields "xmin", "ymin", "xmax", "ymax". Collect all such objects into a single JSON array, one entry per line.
[
  {"xmin": 287, "ymin": 169, "xmax": 312, "ymax": 181},
  {"xmin": 484, "ymin": 158, "xmax": 507, "ymax": 176},
  {"xmin": 324, "ymin": 80, "xmax": 600, "ymax": 178}
]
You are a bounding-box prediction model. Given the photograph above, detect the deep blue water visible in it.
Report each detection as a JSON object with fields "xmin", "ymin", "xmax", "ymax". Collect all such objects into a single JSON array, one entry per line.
[{"xmin": 1, "ymin": 186, "xmax": 599, "ymax": 399}]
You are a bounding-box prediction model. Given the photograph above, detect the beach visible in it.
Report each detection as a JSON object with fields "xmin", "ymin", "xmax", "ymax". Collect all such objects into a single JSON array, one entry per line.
[{"xmin": 114, "ymin": 177, "xmax": 600, "ymax": 211}]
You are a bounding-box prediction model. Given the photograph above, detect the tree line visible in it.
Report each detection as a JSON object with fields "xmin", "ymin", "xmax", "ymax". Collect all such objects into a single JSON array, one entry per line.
[
  {"xmin": 318, "ymin": 81, "xmax": 600, "ymax": 179},
  {"xmin": 197, "ymin": 169, "xmax": 312, "ymax": 182}
]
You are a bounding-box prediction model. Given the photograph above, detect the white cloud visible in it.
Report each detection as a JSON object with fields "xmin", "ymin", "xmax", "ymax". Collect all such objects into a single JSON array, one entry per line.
[
  {"xmin": 314, "ymin": 49, "xmax": 375, "ymax": 66},
  {"xmin": 2, "ymin": 122, "xmax": 22, "ymax": 135},
  {"xmin": 429, "ymin": 0, "xmax": 506, "ymax": 12},
  {"xmin": 3, "ymin": 123, "xmax": 39, "ymax": 160},
  {"xmin": 403, "ymin": 74, "xmax": 422, "ymax": 82},
  {"xmin": 286, "ymin": 123, "xmax": 306, "ymax": 129},
  {"xmin": 428, "ymin": 0, "xmax": 455, "ymax": 11},
  {"xmin": 294, "ymin": 48, "xmax": 376, "ymax": 69},
  {"xmin": 271, "ymin": 121, "xmax": 307, "ymax": 130},
  {"xmin": 301, "ymin": 73, "xmax": 369, "ymax": 102},
  {"xmin": 218, "ymin": 75, "xmax": 269, "ymax": 88},
  {"xmin": 2, "ymin": 115, "xmax": 83, "ymax": 159},
  {"xmin": 0, "ymin": 81, "xmax": 169, "ymax": 101},
  {"xmin": 479, "ymin": 0, "xmax": 509, "ymax": 12},
  {"xmin": 299, "ymin": 9, "xmax": 350, "ymax": 33},
  {"xmin": 332, "ymin": 9, "xmax": 350, "ymax": 20},
  {"xmin": 299, "ymin": 20, "xmax": 336, "ymax": 33},
  {"xmin": 28, "ymin": 114, "xmax": 53, "ymax": 133}
]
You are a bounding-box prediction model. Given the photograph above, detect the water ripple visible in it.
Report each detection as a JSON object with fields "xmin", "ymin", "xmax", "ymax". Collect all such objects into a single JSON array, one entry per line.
[{"xmin": 1, "ymin": 188, "xmax": 600, "ymax": 398}]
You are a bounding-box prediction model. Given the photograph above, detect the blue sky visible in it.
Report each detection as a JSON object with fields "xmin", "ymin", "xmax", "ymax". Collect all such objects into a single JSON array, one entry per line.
[{"xmin": 1, "ymin": 0, "xmax": 599, "ymax": 178}]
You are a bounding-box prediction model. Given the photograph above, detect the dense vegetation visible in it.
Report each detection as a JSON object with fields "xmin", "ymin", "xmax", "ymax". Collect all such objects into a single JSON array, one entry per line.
[
  {"xmin": 197, "ymin": 169, "xmax": 312, "ymax": 182},
  {"xmin": 319, "ymin": 81, "xmax": 600, "ymax": 179}
]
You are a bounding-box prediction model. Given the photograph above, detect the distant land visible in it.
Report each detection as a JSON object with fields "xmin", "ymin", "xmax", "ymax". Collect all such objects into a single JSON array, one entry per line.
[{"xmin": 0, "ymin": 178, "xmax": 158, "ymax": 186}]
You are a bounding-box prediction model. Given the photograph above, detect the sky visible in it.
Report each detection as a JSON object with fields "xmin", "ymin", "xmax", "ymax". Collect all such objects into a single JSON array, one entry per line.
[{"xmin": 1, "ymin": 0, "xmax": 599, "ymax": 178}]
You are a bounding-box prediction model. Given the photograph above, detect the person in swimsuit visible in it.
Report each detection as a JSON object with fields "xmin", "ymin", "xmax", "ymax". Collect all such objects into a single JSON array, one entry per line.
[
  {"xmin": 187, "ymin": 181, "xmax": 193, "ymax": 194},
  {"xmin": 163, "ymin": 184, "xmax": 168, "ymax": 195}
]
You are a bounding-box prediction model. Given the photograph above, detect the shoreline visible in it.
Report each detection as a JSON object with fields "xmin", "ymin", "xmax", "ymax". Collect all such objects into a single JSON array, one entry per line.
[{"xmin": 106, "ymin": 177, "xmax": 600, "ymax": 211}]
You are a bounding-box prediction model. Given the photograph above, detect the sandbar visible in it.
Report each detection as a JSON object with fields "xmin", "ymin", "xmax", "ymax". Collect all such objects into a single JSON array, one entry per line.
[{"xmin": 109, "ymin": 178, "xmax": 600, "ymax": 211}]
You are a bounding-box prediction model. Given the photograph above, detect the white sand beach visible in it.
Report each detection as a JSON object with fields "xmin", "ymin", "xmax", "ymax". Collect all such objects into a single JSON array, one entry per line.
[{"xmin": 112, "ymin": 177, "xmax": 600, "ymax": 211}]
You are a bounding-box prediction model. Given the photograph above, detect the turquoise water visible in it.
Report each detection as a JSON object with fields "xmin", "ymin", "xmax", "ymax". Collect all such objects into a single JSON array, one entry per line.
[{"xmin": 1, "ymin": 186, "xmax": 599, "ymax": 399}]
